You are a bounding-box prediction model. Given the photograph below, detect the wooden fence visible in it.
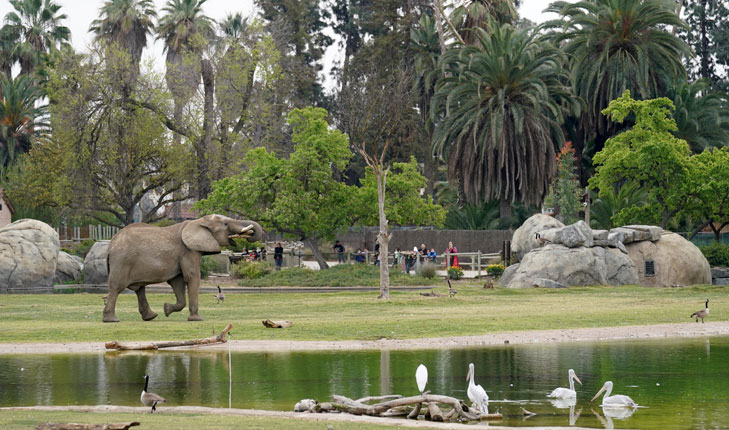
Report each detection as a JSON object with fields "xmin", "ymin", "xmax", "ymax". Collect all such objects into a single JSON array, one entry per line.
[{"xmin": 56, "ymin": 224, "xmax": 119, "ymax": 242}]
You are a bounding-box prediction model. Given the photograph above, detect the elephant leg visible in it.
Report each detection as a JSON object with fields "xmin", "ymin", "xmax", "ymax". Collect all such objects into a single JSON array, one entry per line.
[
  {"xmin": 103, "ymin": 278, "xmax": 123, "ymax": 323},
  {"xmin": 135, "ymin": 286, "xmax": 158, "ymax": 321},
  {"xmin": 164, "ymin": 275, "xmax": 187, "ymax": 317},
  {"xmin": 186, "ymin": 274, "xmax": 203, "ymax": 322}
]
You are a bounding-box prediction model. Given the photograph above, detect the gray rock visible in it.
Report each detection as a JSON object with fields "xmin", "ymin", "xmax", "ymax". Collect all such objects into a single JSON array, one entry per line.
[
  {"xmin": 83, "ymin": 241, "xmax": 109, "ymax": 284},
  {"xmin": 625, "ymin": 232, "xmax": 711, "ymax": 286},
  {"xmin": 711, "ymin": 267, "xmax": 729, "ymax": 278},
  {"xmin": 713, "ymin": 277, "xmax": 729, "ymax": 286},
  {"xmin": 609, "ymin": 227, "xmax": 636, "ymax": 244},
  {"xmin": 538, "ymin": 220, "xmax": 594, "ymax": 248},
  {"xmin": 623, "ymin": 225, "xmax": 662, "ymax": 241},
  {"xmin": 593, "ymin": 237, "xmax": 629, "ymax": 254},
  {"xmin": 54, "ymin": 251, "xmax": 82, "ymax": 284},
  {"xmin": 533, "ymin": 278, "xmax": 567, "ymax": 288},
  {"xmin": 511, "ymin": 214, "xmax": 565, "ymax": 261},
  {"xmin": 0, "ymin": 219, "xmax": 60, "ymax": 290},
  {"xmin": 503, "ymin": 244, "xmax": 638, "ymax": 288},
  {"xmin": 499, "ymin": 263, "xmax": 520, "ymax": 286},
  {"xmin": 592, "ymin": 229, "xmax": 609, "ymax": 240}
]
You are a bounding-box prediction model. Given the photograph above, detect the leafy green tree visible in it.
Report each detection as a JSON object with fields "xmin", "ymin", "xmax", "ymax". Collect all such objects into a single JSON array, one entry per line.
[
  {"xmin": 544, "ymin": 142, "xmax": 582, "ymax": 225},
  {"xmin": 2, "ymin": 0, "xmax": 70, "ymax": 76},
  {"xmin": 668, "ymin": 79, "xmax": 729, "ymax": 153},
  {"xmin": 589, "ymin": 182, "xmax": 649, "ymax": 229},
  {"xmin": 0, "ymin": 74, "xmax": 47, "ymax": 172},
  {"xmin": 196, "ymin": 107, "xmax": 354, "ymax": 269},
  {"xmin": 432, "ymin": 21, "xmax": 579, "ymax": 218},
  {"xmin": 589, "ymin": 91, "xmax": 693, "ymax": 228},
  {"xmin": 685, "ymin": 148, "xmax": 729, "ymax": 241}
]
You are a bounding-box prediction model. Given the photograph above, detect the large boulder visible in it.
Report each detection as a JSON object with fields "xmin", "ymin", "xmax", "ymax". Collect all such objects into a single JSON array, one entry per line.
[
  {"xmin": 501, "ymin": 244, "xmax": 638, "ymax": 288},
  {"xmin": 83, "ymin": 241, "xmax": 109, "ymax": 284},
  {"xmin": 537, "ymin": 220, "xmax": 594, "ymax": 248},
  {"xmin": 54, "ymin": 251, "xmax": 83, "ymax": 284},
  {"xmin": 0, "ymin": 219, "xmax": 60, "ymax": 290},
  {"xmin": 625, "ymin": 232, "xmax": 711, "ymax": 286},
  {"xmin": 511, "ymin": 214, "xmax": 565, "ymax": 261}
]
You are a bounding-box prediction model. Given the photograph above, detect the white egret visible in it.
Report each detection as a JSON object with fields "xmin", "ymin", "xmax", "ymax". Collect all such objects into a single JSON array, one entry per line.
[
  {"xmin": 548, "ymin": 368, "xmax": 582, "ymax": 399},
  {"xmin": 466, "ymin": 362, "xmax": 489, "ymax": 414},
  {"xmin": 141, "ymin": 374, "xmax": 167, "ymax": 413},
  {"xmin": 691, "ymin": 299, "xmax": 709, "ymax": 323},
  {"xmin": 591, "ymin": 381, "xmax": 636, "ymax": 408},
  {"xmin": 416, "ymin": 364, "xmax": 428, "ymax": 394}
]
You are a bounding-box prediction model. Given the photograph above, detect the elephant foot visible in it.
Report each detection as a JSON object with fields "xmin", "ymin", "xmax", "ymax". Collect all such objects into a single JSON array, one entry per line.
[
  {"xmin": 103, "ymin": 314, "xmax": 120, "ymax": 323},
  {"xmin": 164, "ymin": 303, "xmax": 174, "ymax": 317},
  {"xmin": 142, "ymin": 311, "xmax": 158, "ymax": 321},
  {"xmin": 188, "ymin": 314, "xmax": 204, "ymax": 321}
]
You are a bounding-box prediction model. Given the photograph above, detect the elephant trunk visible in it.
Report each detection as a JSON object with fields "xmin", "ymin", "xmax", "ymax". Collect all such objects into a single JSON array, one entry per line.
[{"xmin": 244, "ymin": 220, "xmax": 264, "ymax": 243}]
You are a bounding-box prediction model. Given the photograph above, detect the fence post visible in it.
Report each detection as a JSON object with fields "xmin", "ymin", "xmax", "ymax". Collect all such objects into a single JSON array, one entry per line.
[{"xmin": 477, "ymin": 251, "xmax": 482, "ymax": 278}]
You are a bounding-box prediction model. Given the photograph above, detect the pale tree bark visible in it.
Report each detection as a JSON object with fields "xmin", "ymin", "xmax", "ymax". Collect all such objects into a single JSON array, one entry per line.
[
  {"xmin": 304, "ymin": 237, "xmax": 330, "ymax": 270},
  {"xmin": 433, "ymin": 0, "xmax": 447, "ymax": 54},
  {"xmin": 375, "ymin": 166, "xmax": 392, "ymax": 299}
]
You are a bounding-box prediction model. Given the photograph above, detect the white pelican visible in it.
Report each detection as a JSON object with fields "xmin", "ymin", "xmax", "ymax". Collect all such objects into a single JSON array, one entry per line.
[
  {"xmin": 548, "ymin": 368, "xmax": 582, "ymax": 399},
  {"xmin": 416, "ymin": 364, "xmax": 428, "ymax": 394},
  {"xmin": 591, "ymin": 381, "xmax": 636, "ymax": 408},
  {"xmin": 141, "ymin": 374, "xmax": 167, "ymax": 413},
  {"xmin": 466, "ymin": 363, "xmax": 489, "ymax": 414},
  {"xmin": 691, "ymin": 299, "xmax": 709, "ymax": 323}
]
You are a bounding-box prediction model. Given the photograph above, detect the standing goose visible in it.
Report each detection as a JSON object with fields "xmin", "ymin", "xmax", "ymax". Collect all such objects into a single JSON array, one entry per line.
[
  {"xmin": 141, "ymin": 374, "xmax": 167, "ymax": 413},
  {"xmin": 214, "ymin": 285, "xmax": 225, "ymax": 304},
  {"xmin": 548, "ymin": 369, "xmax": 582, "ymax": 399},
  {"xmin": 447, "ymin": 279, "xmax": 457, "ymax": 297},
  {"xmin": 591, "ymin": 380, "xmax": 636, "ymax": 408},
  {"xmin": 691, "ymin": 299, "xmax": 709, "ymax": 323},
  {"xmin": 466, "ymin": 363, "xmax": 489, "ymax": 414}
]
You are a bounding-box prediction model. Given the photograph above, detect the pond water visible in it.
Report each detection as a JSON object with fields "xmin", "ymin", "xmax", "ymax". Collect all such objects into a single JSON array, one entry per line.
[{"xmin": 2, "ymin": 337, "xmax": 728, "ymax": 429}]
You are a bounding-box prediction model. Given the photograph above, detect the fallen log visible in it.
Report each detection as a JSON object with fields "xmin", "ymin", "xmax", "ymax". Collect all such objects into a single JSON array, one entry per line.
[
  {"xmin": 330, "ymin": 393, "xmax": 495, "ymax": 421},
  {"xmin": 36, "ymin": 423, "xmax": 139, "ymax": 430},
  {"xmin": 105, "ymin": 324, "xmax": 232, "ymax": 351},
  {"xmin": 262, "ymin": 319, "xmax": 292, "ymax": 328}
]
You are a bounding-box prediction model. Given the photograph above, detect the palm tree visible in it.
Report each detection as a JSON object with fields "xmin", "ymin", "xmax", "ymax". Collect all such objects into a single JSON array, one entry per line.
[
  {"xmin": 589, "ymin": 182, "xmax": 648, "ymax": 229},
  {"xmin": 2, "ymin": 0, "xmax": 70, "ymax": 77},
  {"xmin": 451, "ymin": 0, "xmax": 518, "ymax": 44},
  {"xmin": 668, "ymin": 79, "xmax": 729, "ymax": 153},
  {"xmin": 543, "ymin": 0, "xmax": 690, "ymax": 155},
  {"xmin": 431, "ymin": 22, "xmax": 580, "ymax": 217},
  {"xmin": 89, "ymin": 0, "xmax": 157, "ymax": 71},
  {"xmin": 157, "ymin": 0, "xmax": 213, "ymax": 121},
  {"xmin": 0, "ymin": 75, "xmax": 48, "ymax": 170}
]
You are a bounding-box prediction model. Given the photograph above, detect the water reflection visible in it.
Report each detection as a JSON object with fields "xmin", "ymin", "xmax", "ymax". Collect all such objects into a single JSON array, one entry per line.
[
  {"xmin": 2, "ymin": 336, "xmax": 729, "ymax": 429},
  {"xmin": 593, "ymin": 406, "xmax": 636, "ymax": 429}
]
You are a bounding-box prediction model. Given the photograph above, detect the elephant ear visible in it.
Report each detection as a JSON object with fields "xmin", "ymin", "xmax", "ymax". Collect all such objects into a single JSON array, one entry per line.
[{"xmin": 181, "ymin": 216, "xmax": 221, "ymax": 253}]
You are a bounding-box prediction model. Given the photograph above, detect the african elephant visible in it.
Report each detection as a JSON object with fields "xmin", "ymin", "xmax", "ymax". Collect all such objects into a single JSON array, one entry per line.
[{"xmin": 103, "ymin": 214, "xmax": 263, "ymax": 322}]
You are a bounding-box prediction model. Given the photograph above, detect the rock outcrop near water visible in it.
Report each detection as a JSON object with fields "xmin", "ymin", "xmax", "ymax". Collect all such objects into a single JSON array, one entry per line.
[
  {"xmin": 83, "ymin": 241, "xmax": 109, "ymax": 284},
  {"xmin": 0, "ymin": 219, "xmax": 60, "ymax": 290},
  {"xmin": 503, "ymin": 215, "xmax": 709, "ymax": 288},
  {"xmin": 54, "ymin": 251, "xmax": 83, "ymax": 284}
]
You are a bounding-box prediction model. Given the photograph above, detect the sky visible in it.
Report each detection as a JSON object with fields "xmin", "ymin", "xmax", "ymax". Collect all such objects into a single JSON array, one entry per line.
[{"xmin": 0, "ymin": 0, "xmax": 559, "ymax": 87}]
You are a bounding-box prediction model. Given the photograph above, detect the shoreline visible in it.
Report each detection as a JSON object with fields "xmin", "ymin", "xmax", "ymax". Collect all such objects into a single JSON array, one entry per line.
[{"xmin": 1, "ymin": 321, "xmax": 728, "ymax": 355}]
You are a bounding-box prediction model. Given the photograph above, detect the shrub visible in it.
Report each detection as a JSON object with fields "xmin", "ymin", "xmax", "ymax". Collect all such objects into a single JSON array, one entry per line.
[
  {"xmin": 486, "ymin": 264, "xmax": 505, "ymax": 278},
  {"xmin": 700, "ymin": 241, "xmax": 729, "ymax": 267},
  {"xmin": 231, "ymin": 260, "xmax": 273, "ymax": 279},
  {"xmin": 447, "ymin": 265, "xmax": 464, "ymax": 280},
  {"xmin": 200, "ymin": 256, "xmax": 219, "ymax": 279},
  {"xmin": 418, "ymin": 262, "xmax": 438, "ymax": 279},
  {"xmin": 70, "ymin": 239, "xmax": 95, "ymax": 257}
]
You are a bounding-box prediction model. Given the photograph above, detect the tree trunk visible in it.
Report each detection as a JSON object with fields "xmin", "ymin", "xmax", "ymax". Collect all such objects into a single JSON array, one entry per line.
[
  {"xmin": 377, "ymin": 167, "xmax": 391, "ymax": 299},
  {"xmin": 700, "ymin": 0, "xmax": 710, "ymax": 79},
  {"xmin": 305, "ymin": 237, "xmax": 329, "ymax": 269},
  {"xmin": 197, "ymin": 59, "xmax": 214, "ymax": 199},
  {"xmin": 433, "ymin": 0, "xmax": 447, "ymax": 54},
  {"xmin": 499, "ymin": 199, "xmax": 512, "ymax": 218}
]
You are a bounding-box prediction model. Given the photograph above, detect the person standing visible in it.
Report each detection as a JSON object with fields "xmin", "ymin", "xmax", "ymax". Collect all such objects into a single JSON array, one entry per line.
[
  {"xmin": 274, "ymin": 242, "xmax": 284, "ymax": 270},
  {"xmin": 333, "ymin": 240, "xmax": 345, "ymax": 264},
  {"xmin": 445, "ymin": 241, "xmax": 459, "ymax": 268},
  {"xmin": 393, "ymin": 248, "xmax": 401, "ymax": 268}
]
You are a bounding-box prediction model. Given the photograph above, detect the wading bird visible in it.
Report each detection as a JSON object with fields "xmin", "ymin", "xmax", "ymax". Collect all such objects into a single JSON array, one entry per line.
[
  {"xmin": 591, "ymin": 381, "xmax": 636, "ymax": 408},
  {"xmin": 548, "ymin": 368, "xmax": 582, "ymax": 399},
  {"xmin": 691, "ymin": 299, "xmax": 709, "ymax": 323},
  {"xmin": 141, "ymin": 374, "xmax": 167, "ymax": 413},
  {"xmin": 416, "ymin": 364, "xmax": 428, "ymax": 394},
  {"xmin": 466, "ymin": 363, "xmax": 489, "ymax": 414}
]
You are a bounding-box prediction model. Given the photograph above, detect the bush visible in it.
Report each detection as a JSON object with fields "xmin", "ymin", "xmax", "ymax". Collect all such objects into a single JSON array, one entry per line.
[
  {"xmin": 700, "ymin": 241, "xmax": 729, "ymax": 267},
  {"xmin": 70, "ymin": 239, "xmax": 95, "ymax": 257},
  {"xmin": 200, "ymin": 256, "xmax": 220, "ymax": 279},
  {"xmin": 447, "ymin": 265, "xmax": 464, "ymax": 280},
  {"xmin": 418, "ymin": 262, "xmax": 438, "ymax": 279},
  {"xmin": 486, "ymin": 264, "xmax": 505, "ymax": 278},
  {"xmin": 231, "ymin": 260, "xmax": 273, "ymax": 279}
]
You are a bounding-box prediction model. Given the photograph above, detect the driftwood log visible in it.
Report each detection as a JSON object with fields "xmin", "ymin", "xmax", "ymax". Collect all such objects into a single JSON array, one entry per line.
[
  {"xmin": 36, "ymin": 423, "xmax": 139, "ymax": 430},
  {"xmin": 105, "ymin": 324, "xmax": 232, "ymax": 351},
  {"xmin": 326, "ymin": 394, "xmax": 502, "ymax": 422},
  {"xmin": 262, "ymin": 319, "xmax": 292, "ymax": 328}
]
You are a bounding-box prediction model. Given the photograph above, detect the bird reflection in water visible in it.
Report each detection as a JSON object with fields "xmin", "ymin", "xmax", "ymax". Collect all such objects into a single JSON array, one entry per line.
[{"xmin": 549, "ymin": 398, "xmax": 582, "ymax": 426}]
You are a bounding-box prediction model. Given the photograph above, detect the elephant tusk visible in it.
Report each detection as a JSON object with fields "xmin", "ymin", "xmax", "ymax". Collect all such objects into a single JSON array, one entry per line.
[{"xmin": 228, "ymin": 225, "xmax": 255, "ymax": 240}]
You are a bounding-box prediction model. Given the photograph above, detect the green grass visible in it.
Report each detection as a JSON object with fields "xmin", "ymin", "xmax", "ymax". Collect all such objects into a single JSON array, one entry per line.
[
  {"xmin": 0, "ymin": 283, "xmax": 725, "ymax": 344},
  {"xmin": 0, "ymin": 410, "xmax": 401, "ymax": 430},
  {"xmin": 237, "ymin": 264, "xmax": 443, "ymax": 287}
]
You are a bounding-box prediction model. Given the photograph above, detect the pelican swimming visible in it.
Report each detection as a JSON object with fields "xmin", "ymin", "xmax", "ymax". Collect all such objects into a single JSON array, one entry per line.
[
  {"xmin": 591, "ymin": 381, "xmax": 636, "ymax": 408},
  {"xmin": 548, "ymin": 368, "xmax": 582, "ymax": 399},
  {"xmin": 141, "ymin": 374, "xmax": 167, "ymax": 413},
  {"xmin": 416, "ymin": 364, "xmax": 428, "ymax": 394},
  {"xmin": 466, "ymin": 363, "xmax": 489, "ymax": 414},
  {"xmin": 691, "ymin": 299, "xmax": 709, "ymax": 323}
]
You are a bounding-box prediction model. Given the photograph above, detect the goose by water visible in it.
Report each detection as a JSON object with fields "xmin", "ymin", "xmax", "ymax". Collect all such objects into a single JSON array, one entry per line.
[
  {"xmin": 214, "ymin": 285, "xmax": 225, "ymax": 304},
  {"xmin": 691, "ymin": 299, "xmax": 709, "ymax": 323},
  {"xmin": 141, "ymin": 374, "xmax": 167, "ymax": 413}
]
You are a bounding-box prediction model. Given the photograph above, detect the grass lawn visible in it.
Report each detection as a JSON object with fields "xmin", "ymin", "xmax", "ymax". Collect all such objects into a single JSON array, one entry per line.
[
  {"xmin": 0, "ymin": 282, "xmax": 724, "ymax": 344},
  {"xmin": 0, "ymin": 410, "xmax": 402, "ymax": 430}
]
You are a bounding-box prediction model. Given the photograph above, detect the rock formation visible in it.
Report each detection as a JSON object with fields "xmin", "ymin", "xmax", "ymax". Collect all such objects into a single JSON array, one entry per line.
[
  {"xmin": 54, "ymin": 251, "xmax": 83, "ymax": 284},
  {"xmin": 83, "ymin": 241, "xmax": 109, "ymax": 284},
  {"xmin": 0, "ymin": 219, "xmax": 60, "ymax": 290}
]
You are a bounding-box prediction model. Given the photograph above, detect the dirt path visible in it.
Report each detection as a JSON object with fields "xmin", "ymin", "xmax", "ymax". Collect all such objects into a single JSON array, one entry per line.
[
  {"xmin": 2, "ymin": 321, "xmax": 728, "ymax": 355},
  {"xmin": 0, "ymin": 405, "xmax": 598, "ymax": 430}
]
